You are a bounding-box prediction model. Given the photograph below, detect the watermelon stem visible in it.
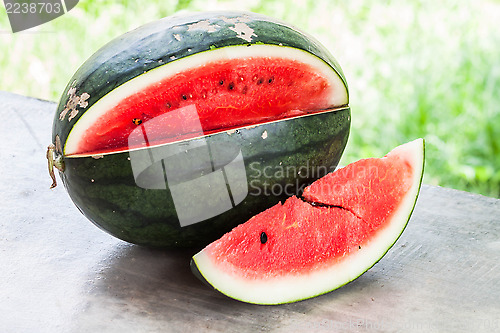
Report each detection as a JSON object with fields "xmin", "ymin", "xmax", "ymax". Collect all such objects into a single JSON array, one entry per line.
[{"xmin": 46, "ymin": 144, "xmax": 65, "ymax": 189}]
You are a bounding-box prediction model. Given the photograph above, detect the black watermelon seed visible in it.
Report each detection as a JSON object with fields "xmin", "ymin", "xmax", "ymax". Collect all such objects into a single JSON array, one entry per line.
[
  {"xmin": 182, "ymin": 94, "xmax": 188, "ymax": 100},
  {"xmin": 260, "ymin": 231, "xmax": 267, "ymax": 244},
  {"xmin": 268, "ymin": 76, "xmax": 274, "ymax": 84},
  {"xmin": 228, "ymin": 82, "xmax": 234, "ymax": 90},
  {"xmin": 219, "ymin": 80, "xmax": 224, "ymax": 85},
  {"xmin": 257, "ymin": 78, "xmax": 264, "ymax": 85}
]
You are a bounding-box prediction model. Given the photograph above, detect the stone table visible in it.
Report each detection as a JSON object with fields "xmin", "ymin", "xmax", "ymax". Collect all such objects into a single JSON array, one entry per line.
[{"xmin": 0, "ymin": 91, "xmax": 499, "ymax": 332}]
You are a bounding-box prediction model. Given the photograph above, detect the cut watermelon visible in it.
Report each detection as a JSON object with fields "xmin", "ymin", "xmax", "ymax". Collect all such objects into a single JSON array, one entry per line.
[
  {"xmin": 191, "ymin": 139, "xmax": 425, "ymax": 304},
  {"xmin": 49, "ymin": 11, "xmax": 351, "ymax": 247},
  {"xmin": 65, "ymin": 46, "xmax": 346, "ymax": 157}
]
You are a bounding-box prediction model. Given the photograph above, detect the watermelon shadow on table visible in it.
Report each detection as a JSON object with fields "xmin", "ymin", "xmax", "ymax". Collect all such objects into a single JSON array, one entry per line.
[
  {"xmin": 77, "ymin": 244, "xmax": 330, "ymax": 327},
  {"xmin": 69, "ymin": 235, "xmax": 421, "ymax": 331}
]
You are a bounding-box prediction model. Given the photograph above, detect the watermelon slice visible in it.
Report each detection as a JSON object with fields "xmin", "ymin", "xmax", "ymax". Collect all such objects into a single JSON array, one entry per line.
[{"xmin": 191, "ymin": 139, "xmax": 425, "ymax": 304}]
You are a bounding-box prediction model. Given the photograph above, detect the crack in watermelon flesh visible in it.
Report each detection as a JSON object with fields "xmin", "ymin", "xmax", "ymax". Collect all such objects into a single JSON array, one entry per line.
[
  {"xmin": 192, "ymin": 139, "xmax": 425, "ymax": 304},
  {"xmin": 71, "ymin": 57, "xmax": 340, "ymax": 156},
  {"xmin": 302, "ymin": 149, "xmax": 414, "ymax": 227},
  {"xmin": 207, "ymin": 197, "xmax": 368, "ymax": 279}
]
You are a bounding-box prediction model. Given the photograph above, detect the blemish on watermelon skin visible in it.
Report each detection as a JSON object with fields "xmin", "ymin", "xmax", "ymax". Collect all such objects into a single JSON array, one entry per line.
[
  {"xmin": 187, "ymin": 20, "xmax": 220, "ymax": 33},
  {"xmin": 55, "ymin": 135, "xmax": 62, "ymax": 154},
  {"xmin": 229, "ymin": 22, "xmax": 257, "ymax": 42},
  {"xmin": 219, "ymin": 15, "xmax": 251, "ymax": 25},
  {"xmin": 59, "ymin": 87, "xmax": 90, "ymax": 122}
]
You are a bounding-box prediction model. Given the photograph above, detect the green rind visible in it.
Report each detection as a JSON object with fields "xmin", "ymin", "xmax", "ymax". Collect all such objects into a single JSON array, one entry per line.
[
  {"xmin": 52, "ymin": 11, "xmax": 348, "ymax": 151},
  {"xmin": 190, "ymin": 139, "xmax": 425, "ymax": 304},
  {"xmin": 60, "ymin": 108, "xmax": 350, "ymax": 247}
]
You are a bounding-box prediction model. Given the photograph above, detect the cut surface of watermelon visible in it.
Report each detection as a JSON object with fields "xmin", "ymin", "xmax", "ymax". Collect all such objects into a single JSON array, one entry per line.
[
  {"xmin": 64, "ymin": 45, "xmax": 347, "ymax": 157},
  {"xmin": 191, "ymin": 139, "xmax": 425, "ymax": 304}
]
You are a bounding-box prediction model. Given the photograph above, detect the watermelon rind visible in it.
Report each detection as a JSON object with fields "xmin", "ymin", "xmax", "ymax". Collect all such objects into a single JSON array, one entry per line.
[{"xmin": 191, "ymin": 138, "xmax": 425, "ymax": 304}]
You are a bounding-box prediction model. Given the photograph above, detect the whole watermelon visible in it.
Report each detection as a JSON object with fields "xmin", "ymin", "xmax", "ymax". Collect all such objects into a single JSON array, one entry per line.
[{"xmin": 48, "ymin": 11, "xmax": 350, "ymax": 247}]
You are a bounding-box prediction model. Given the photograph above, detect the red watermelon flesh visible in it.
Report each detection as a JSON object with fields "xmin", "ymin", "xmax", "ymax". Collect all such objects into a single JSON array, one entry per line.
[
  {"xmin": 191, "ymin": 139, "xmax": 425, "ymax": 304},
  {"xmin": 203, "ymin": 196, "xmax": 365, "ymax": 280},
  {"xmin": 302, "ymin": 141, "xmax": 415, "ymax": 228},
  {"xmin": 69, "ymin": 56, "xmax": 341, "ymax": 156}
]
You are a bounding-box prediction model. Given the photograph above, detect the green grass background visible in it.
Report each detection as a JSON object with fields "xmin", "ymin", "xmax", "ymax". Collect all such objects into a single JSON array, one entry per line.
[{"xmin": 1, "ymin": 0, "xmax": 499, "ymax": 197}]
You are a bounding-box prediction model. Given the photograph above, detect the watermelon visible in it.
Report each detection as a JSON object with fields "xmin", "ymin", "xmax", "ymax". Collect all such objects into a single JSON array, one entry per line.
[
  {"xmin": 48, "ymin": 11, "xmax": 350, "ymax": 247},
  {"xmin": 191, "ymin": 139, "xmax": 425, "ymax": 304}
]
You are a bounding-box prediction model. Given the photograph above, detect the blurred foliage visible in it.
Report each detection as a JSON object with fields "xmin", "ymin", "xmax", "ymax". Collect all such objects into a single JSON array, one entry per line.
[{"xmin": 1, "ymin": 0, "xmax": 499, "ymax": 197}]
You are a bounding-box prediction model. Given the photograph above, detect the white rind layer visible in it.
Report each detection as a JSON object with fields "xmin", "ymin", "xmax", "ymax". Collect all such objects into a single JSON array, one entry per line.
[
  {"xmin": 192, "ymin": 138, "xmax": 425, "ymax": 304},
  {"xmin": 64, "ymin": 44, "xmax": 348, "ymax": 156}
]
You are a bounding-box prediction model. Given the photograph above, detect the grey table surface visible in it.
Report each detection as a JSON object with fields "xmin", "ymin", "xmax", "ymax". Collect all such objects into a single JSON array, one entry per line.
[{"xmin": 0, "ymin": 90, "xmax": 499, "ymax": 333}]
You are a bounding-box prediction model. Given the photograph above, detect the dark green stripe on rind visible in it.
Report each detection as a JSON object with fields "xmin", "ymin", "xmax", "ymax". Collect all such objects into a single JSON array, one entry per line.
[
  {"xmin": 52, "ymin": 11, "xmax": 348, "ymax": 150},
  {"xmin": 60, "ymin": 108, "xmax": 350, "ymax": 247}
]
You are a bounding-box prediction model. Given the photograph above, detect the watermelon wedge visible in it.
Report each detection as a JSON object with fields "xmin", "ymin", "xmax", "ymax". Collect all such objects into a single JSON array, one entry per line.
[{"xmin": 191, "ymin": 139, "xmax": 425, "ymax": 304}]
